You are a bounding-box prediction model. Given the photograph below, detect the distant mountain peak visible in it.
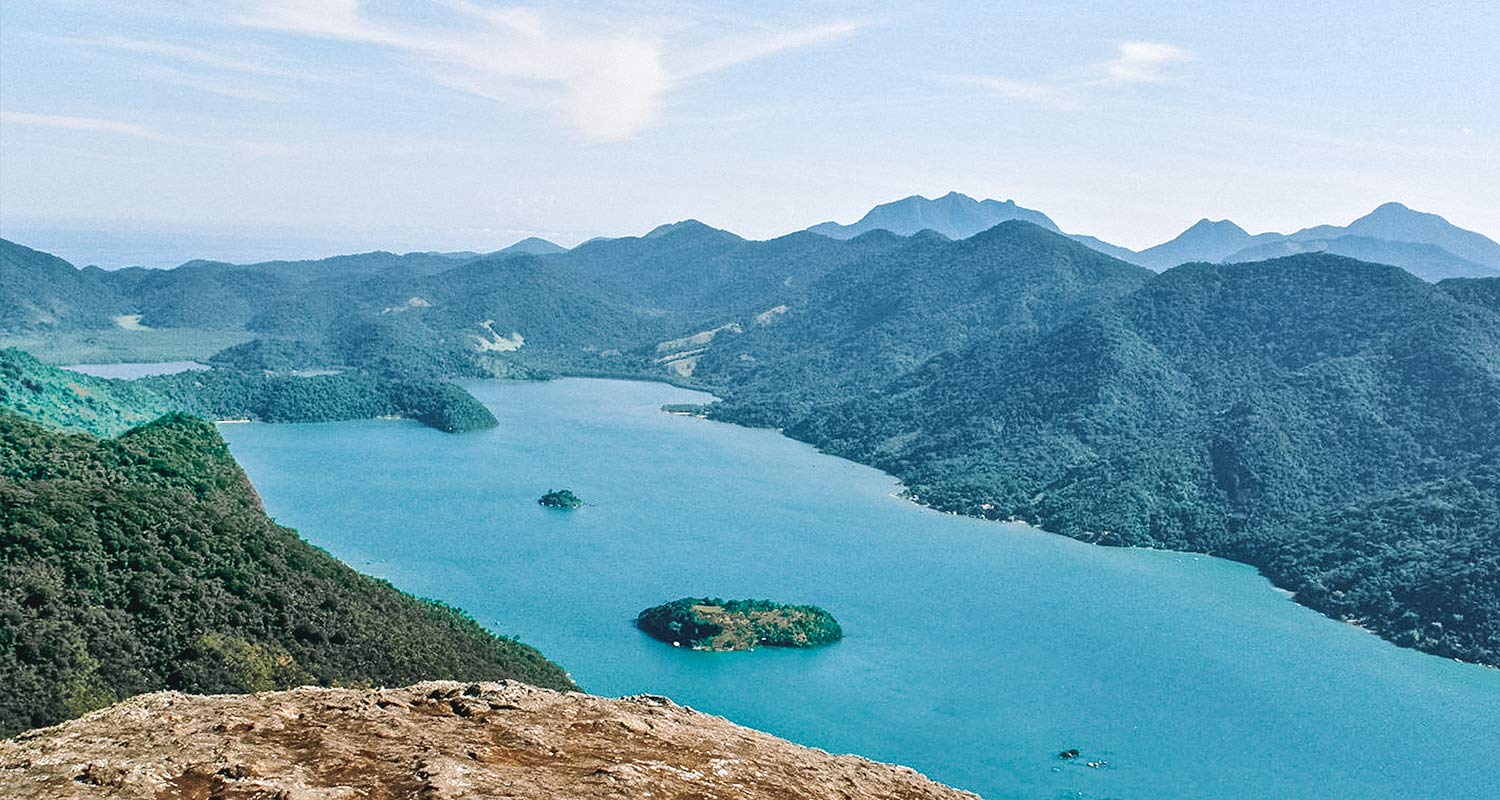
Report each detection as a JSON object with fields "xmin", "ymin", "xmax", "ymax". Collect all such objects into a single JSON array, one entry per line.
[
  {"xmin": 807, "ymin": 192, "xmax": 1059, "ymax": 240},
  {"xmin": 642, "ymin": 220, "xmax": 739, "ymax": 241},
  {"xmin": 1338, "ymin": 202, "xmax": 1500, "ymax": 269},
  {"xmin": 644, "ymin": 220, "xmax": 698, "ymax": 238},
  {"xmin": 1128, "ymin": 201, "xmax": 1500, "ymax": 278},
  {"xmin": 497, "ymin": 237, "xmax": 565, "ymax": 256},
  {"xmin": 1133, "ymin": 218, "xmax": 1258, "ymax": 270},
  {"xmin": 1223, "ymin": 234, "xmax": 1500, "ymax": 281},
  {"xmin": 1356, "ymin": 202, "xmax": 1444, "ymax": 225},
  {"xmin": 1184, "ymin": 218, "xmax": 1249, "ymax": 235}
]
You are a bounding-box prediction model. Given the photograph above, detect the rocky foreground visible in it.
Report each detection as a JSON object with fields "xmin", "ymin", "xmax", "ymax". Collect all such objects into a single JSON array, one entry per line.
[{"xmin": 0, "ymin": 681, "xmax": 976, "ymax": 799}]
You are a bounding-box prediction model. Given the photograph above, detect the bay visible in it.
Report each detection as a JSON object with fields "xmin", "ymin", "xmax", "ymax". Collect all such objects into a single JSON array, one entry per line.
[{"xmin": 221, "ymin": 378, "xmax": 1500, "ymax": 800}]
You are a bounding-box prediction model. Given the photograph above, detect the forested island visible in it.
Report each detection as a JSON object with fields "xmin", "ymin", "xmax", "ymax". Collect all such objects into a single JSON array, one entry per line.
[
  {"xmin": 538, "ymin": 489, "xmax": 584, "ymax": 509},
  {"xmin": 636, "ymin": 598, "xmax": 843, "ymax": 651}
]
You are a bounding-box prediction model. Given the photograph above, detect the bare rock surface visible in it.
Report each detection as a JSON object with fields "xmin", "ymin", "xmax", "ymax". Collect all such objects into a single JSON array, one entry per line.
[{"xmin": 0, "ymin": 680, "xmax": 977, "ymax": 799}]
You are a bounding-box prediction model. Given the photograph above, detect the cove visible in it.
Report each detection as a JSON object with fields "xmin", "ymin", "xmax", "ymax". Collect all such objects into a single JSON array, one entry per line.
[{"xmin": 220, "ymin": 378, "xmax": 1500, "ymax": 800}]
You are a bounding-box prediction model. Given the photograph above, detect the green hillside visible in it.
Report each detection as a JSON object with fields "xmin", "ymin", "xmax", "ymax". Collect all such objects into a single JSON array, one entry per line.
[
  {"xmin": 692, "ymin": 222, "xmax": 1154, "ymax": 417},
  {"xmin": 0, "ymin": 349, "xmax": 497, "ymax": 435},
  {"xmin": 1440, "ymin": 276, "xmax": 1500, "ymax": 314},
  {"xmin": 0, "ymin": 230, "xmax": 910, "ymax": 379},
  {"xmin": 756, "ymin": 255, "xmax": 1500, "ymax": 664},
  {"xmin": 5, "ymin": 231, "xmax": 1498, "ymax": 665},
  {"xmin": 0, "ymin": 239, "xmax": 124, "ymax": 331},
  {"xmin": 0, "ymin": 349, "xmax": 173, "ymax": 436},
  {"xmin": 0, "ymin": 411, "xmax": 573, "ymax": 736}
]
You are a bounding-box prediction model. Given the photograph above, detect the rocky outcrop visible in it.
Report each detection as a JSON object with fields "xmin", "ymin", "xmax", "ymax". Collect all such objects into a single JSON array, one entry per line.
[{"xmin": 0, "ymin": 681, "xmax": 976, "ymax": 799}]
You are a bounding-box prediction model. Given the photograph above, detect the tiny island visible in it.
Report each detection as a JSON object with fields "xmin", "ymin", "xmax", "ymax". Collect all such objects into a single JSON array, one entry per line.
[
  {"xmin": 537, "ymin": 489, "xmax": 584, "ymax": 510},
  {"xmin": 635, "ymin": 597, "xmax": 843, "ymax": 651}
]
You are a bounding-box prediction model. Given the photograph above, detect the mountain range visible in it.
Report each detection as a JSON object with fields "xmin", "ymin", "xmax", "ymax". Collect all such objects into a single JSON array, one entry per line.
[
  {"xmin": 809, "ymin": 191, "xmax": 1062, "ymax": 239},
  {"xmin": 3, "ymin": 208, "xmax": 1498, "ymax": 670},
  {"xmin": 803, "ymin": 194, "xmax": 1500, "ymax": 281},
  {"xmin": 1129, "ymin": 201, "xmax": 1500, "ymax": 278}
]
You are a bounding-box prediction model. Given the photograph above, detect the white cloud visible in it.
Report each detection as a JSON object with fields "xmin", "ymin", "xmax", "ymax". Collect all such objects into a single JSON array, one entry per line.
[
  {"xmin": 139, "ymin": 65, "xmax": 291, "ymax": 102},
  {"xmin": 81, "ymin": 35, "xmax": 338, "ymax": 83},
  {"xmin": 1102, "ymin": 41, "xmax": 1190, "ymax": 84},
  {"xmin": 949, "ymin": 75, "xmax": 1082, "ymax": 111},
  {"xmin": 0, "ymin": 111, "xmax": 172, "ymax": 142},
  {"xmin": 959, "ymin": 39, "xmax": 1191, "ymax": 111},
  {"xmin": 238, "ymin": 1, "xmax": 861, "ymax": 142},
  {"xmin": 675, "ymin": 20, "xmax": 863, "ymax": 79},
  {"xmin": 0, "ymin": 110, "xmax": 294, "ymax": 156}
]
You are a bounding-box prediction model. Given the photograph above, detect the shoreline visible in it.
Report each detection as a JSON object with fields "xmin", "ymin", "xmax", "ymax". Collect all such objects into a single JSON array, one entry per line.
[
  {"xmin": 621, "ymin": 376, "xmax": 1496, "ymax": 672},
  {"xmin": 887, "ymin": 480, "xmax": 1497, "ymax": 670},
  {"xmin": 163, "ymin": 368, "xmax": 1496, "ymax": 673}
]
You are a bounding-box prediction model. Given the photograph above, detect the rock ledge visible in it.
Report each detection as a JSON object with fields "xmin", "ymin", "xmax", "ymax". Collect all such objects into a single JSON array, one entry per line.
[{"xmin": 0, "ymin": 680, "xmax": 976, "ymax": 799}]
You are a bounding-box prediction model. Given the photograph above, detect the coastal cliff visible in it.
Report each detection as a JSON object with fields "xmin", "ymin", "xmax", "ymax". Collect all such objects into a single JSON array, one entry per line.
[{"xmin": 0, "ymin": 681, "xmax": 976, "ymax": 799}]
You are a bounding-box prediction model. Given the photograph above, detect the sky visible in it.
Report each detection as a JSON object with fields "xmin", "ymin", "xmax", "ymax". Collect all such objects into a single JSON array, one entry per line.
[{"xmin": 1, "ymin": 0, "xmax": 1496, "ymax": 267}]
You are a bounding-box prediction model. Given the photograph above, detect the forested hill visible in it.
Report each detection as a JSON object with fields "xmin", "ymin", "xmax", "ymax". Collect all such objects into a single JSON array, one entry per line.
[
  {"xmin": 0, "ymin": 411, "xmax": 573, "ymax": 736},
  {"xmin": 688, "ymin": 222, "xmax": 1154, "ymax": 410},
  {"xmin": 5, "ymin": 228, "xmax": 1499, "ymax": 665},
  {"xmin": 1440, "ymin": 276, "xmax": 1500, "ymax": 314},
  {"xmin": 0, "ymin": 348, "xmax": 172, "ymax": 436},
  {"xmin": 0, "ymin": 230, "xmax": 912, "ymax": 378},
  {"xmin": 0, "ymin": 239, "xmax": 122, "ymax": 330},
  {"xmin": 741, "ymin": 255, "xmax": 1500, "ymax": 664},
  {"xmin": 0, "ymin": 349, "xmax": 497, "ymax": 435},
  {"xmin": 548, "ymin": 223, "xmax": 909, "ymax": 317}
]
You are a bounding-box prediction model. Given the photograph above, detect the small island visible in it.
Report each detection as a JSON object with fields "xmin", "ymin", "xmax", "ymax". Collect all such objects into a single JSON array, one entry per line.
[
  {"xmin": 635, "ymin": 597, "xmax": 843, "ymax": 651},
  {"xmin": 537, "ymin": 489, "xmax": 584, "ymax": 510}
]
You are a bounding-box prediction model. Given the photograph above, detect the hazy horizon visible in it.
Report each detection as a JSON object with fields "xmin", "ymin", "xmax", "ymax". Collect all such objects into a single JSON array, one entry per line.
[
  {"xmin": 2, "ymin": 1, "xmax": 1497, "ymax": 267},
  {"xmin": 0, "ymin": 192, "xmax": 1487, "ymax": 270}
]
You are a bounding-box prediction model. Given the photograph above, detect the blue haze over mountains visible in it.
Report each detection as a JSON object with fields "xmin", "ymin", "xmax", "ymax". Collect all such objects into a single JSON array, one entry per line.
[
  {"xmin": 806, "ymin": 192, "xmax": 1500, "ymax": 281},
  {"xmin": 7, "ymin": 192, "xmax": 1495, "ymax": 285}
]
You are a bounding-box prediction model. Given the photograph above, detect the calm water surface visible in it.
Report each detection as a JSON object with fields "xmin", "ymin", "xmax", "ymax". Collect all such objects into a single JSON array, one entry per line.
[
  {"xmin": 221, "ymin": 378, "xmax": 1500, "ymax": 800},
  {"xmin": 63, "ymin": 361, "xmax": 207, "ymax": 378}
]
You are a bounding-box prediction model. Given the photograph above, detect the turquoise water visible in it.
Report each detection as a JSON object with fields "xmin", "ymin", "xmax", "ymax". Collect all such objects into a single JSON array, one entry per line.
[{"xmin": 221, "ymin": 378, "xmax": 1500, "ymax": 800}]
